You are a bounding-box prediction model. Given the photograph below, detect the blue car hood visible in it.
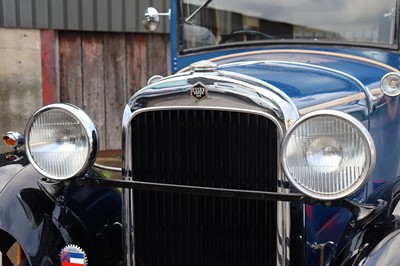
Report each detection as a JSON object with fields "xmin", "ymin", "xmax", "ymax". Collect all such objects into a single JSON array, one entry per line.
[{"xmin": 216, "ymin": 51, "xmax": 391, "ymax": 112}]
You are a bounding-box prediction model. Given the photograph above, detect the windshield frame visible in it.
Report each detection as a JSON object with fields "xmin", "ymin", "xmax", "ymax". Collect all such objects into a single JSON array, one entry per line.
[{"xmin": 177, "ymin": 0, "xmax": 400, "ymax": 55}]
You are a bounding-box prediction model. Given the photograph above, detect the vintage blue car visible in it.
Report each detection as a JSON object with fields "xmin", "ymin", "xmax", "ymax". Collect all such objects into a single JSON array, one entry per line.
[{"xmin": 1, "ymin": 0, "xmax": 400, "ymax": 265}]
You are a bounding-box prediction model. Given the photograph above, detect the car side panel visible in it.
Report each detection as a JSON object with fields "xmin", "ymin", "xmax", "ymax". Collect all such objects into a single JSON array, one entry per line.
[{"xmin": 0, "ymin": 155, "xmax": 122, "ymax": 265}]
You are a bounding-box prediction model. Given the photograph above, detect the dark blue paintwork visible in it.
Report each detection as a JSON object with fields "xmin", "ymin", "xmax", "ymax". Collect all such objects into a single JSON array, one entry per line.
[
  {"xmin": 170, "ymin": 10, "xmax": 400, "ymax": 261},
  {"xmin": 218, "ymin": 60, "xmax": 368, "ymax": 110},
  {"xmin": 199, "ymin": 51, "xmax": 400, "ymax": 192},
  {"xmin": 215, "ymin": 51, "xmax": 400, "ymax": 191},
  {"xmin": 219, "ymin": 52, "xmax": 400, "ymax": 266},
  {"xmin": 209, "ymin": 52, "xmax": 400, "ymax": 265},
  {"xmin": 216, "ymin": 51, "xmax": 391, "ymax": 93}
]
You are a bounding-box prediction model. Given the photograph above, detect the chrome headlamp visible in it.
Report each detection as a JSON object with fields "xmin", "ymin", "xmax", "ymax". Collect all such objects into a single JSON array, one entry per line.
[
  {"xmin": 25, "ymin": 104, "xmax": 98, "ymax": 180},
  {"xmin": 282, "ymin": 110, "xmax": 375, "ymax": 200}
]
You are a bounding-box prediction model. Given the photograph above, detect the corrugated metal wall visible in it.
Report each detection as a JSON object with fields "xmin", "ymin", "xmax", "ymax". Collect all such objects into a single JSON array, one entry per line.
[{"xmin": 0, "ymin": 0, "xmax": 170, "ymax": 33}]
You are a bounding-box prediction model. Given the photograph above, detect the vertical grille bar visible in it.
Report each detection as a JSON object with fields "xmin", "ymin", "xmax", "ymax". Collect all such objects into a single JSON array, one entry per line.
[{"xmin": 131, "ymin": 109, "xmax": 278, "ymax": 265}]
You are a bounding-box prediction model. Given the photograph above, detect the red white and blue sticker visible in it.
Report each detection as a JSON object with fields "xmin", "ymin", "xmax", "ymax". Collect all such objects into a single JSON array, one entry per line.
[{"xmin": 60, "ymin": 244, "xmax": 88, "ymax": 266}]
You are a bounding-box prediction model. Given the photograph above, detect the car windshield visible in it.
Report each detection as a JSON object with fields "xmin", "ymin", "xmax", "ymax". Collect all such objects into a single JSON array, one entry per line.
[{"xmin": 180, "ymin": 0, "xmax": 398, "ymax": 50}]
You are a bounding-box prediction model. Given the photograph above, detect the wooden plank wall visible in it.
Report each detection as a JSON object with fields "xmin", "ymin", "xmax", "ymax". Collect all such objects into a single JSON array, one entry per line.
[{"xmin": 59, "ymin": 31, "xmax": 171, "ymax": 150}]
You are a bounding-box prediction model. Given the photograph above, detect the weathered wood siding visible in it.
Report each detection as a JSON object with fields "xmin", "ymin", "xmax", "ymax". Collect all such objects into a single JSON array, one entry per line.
[{"xmin": 59, "ymin": 31, "xmax": 171, "ymax": 150}]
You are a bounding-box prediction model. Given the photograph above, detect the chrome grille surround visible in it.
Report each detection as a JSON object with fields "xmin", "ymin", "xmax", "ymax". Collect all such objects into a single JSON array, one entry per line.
[{"xmin": 122, "ymin": 69, "xmax": 299, "ymax": 266}]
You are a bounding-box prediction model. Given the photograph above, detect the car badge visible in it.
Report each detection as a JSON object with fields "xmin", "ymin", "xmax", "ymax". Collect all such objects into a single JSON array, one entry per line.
[
  {"xmin": 190, "ymin": 82, "xmax": 208, "ymax": 101},
  {"xmin": 60, "ymin": 244, "xmax": 88, "ymax": 266}
]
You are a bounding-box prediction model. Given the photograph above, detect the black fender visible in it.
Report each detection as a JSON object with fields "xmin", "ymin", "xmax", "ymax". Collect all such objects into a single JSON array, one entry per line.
[
  {"xmin": 359, "ymin": 229, "xmax": 400, "ymax": 265},
  {"xmin": 62, "ymin": 176, "xmax": 123, "ymax": 265},
  {"xmin": 0, "ymin": 153, "xmax": 122, "ymax": 265},
  {"xmin": 331, "ymin": 177, "xmax": 400, "ymax": 265},
  {"xmin": 0, "ymin": 158, "xmax": 67, "ymax": 265}
]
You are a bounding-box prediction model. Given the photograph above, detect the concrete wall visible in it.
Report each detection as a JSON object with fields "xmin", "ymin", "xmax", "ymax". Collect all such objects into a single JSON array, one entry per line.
[{"xmin": 0, "ymin": 28, "xmax": 42, "ymax": 154}]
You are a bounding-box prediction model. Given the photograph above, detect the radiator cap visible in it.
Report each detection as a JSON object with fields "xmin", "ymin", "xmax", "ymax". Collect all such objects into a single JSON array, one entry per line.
[{"xmin": 191, "ymin": 60, "xmax": 217, "ymax": 72}]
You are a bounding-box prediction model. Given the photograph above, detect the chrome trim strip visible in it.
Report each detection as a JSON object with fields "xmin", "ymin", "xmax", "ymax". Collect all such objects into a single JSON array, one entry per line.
[
  {"xmin": 299, "ymin": 87, "xmax": 383, "ymax": 115},
  {"xmin": 122, "ymin": 105, "xmax": 135, "ymax": 265},
  {"xmin": 298, "ymin": 93, "xmax": 366, "ymax": 115},
  {"xmin": 127, "ymin": 70, "xmax": 299, "ymax": 128},
  {"xmin": 93, "ymin": 163, "xmax": 122, "ymax": 172},
  {"xmin": 99, "ymin": 177, "xmax": 303, "ymax": 201},
  {"xmin": 126, "ymin": 106, "xmax": 285, "ymax": 132},
  {"xmin": 271, "ymin": 61, "xmax": 378, "ymax": 113},
  {"xmin": 219, "ymin": 70, "xmax": 299, "ymax": 124},
  {"xmin": 122, "ymin": 105, "xmax": 291, "ymax": 266},
  {"xmin": 178, "ymin": 49, "xmax": 400, "ymax": 73}
]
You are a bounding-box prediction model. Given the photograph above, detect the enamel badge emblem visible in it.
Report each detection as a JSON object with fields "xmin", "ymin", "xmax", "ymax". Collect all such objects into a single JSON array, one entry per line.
[{"xmin": 190, "ymin": 82, "xmax": 208, "ymax": 101}]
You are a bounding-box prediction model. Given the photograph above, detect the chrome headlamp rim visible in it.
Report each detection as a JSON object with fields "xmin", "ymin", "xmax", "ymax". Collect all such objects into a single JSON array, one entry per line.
[
  {"xmin": 381, "ymin": 72, "xmax": 400, "ymax": 97},
  {"xmin": 281, "ymin": 109, "xmax": 376, "ymax": 201},
  {"xmin": 25, "ymin": 103, "xmax": 98, "ymax": 180}
]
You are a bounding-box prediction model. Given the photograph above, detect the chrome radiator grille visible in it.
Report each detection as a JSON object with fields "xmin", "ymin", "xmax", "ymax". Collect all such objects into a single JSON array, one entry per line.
[{"xmin": 130, "ymin": 109, "xmax": 278, "ymax": 265}]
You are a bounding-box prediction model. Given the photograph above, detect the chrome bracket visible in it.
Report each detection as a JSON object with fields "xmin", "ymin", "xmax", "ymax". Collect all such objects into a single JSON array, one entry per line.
[{"xmin": 311, "ymin": 241, "xmax": 335, "ymax": 266}]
